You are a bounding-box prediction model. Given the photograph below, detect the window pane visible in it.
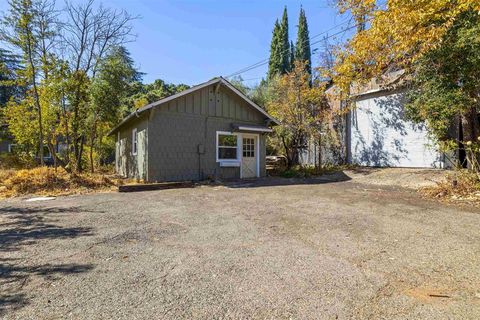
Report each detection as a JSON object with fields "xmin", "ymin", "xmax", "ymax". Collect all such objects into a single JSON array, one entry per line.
[
  {"xmin": 219, "ymin": 147, "xmax": 237, "ymax": 159},
  {"xmin": 243, "ymin": 150, "xmax": 254, "ymax": 157},
  {"xmin": 219, "ymin": 134, "xmax": 237, "ymax": 147},
  {"xmin": 242, "ymin": 137, "xmax": 255, "ymax": 158}
]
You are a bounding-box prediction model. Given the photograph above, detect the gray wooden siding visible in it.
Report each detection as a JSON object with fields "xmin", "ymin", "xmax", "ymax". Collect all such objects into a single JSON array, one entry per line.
[
  {"xmin": 115, "ymin": 83, "xmax": 269, "ymax": 182},
  {"xmin": 116, "ymin": 116, "xmax": 148, "ymax": 180},
  {"xmin": 147, "ymin": 84, "xmax": 267, "ymax": 182},
  {"xmin": 162, "ymin": 86, "xmax": 264, "ymax": 122}
]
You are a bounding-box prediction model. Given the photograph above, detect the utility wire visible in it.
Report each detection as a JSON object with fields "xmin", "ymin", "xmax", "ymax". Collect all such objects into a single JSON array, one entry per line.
[
  {"xmin": 225, "ymin": 18, "xmax": 354, "ymax": 79},
  {"xmin": 225, "ymin": 21, "xmax": 360, "ymax": 79}
]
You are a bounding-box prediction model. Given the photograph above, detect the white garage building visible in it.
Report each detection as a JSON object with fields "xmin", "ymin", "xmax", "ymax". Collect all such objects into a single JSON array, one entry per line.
[
  {"xmin": 299, "ymin": 73, "xmax": 453, "ymax": 169},
  {"xmin": 348, "ymin": 88, "xmax": 445, "ymax": 168}
]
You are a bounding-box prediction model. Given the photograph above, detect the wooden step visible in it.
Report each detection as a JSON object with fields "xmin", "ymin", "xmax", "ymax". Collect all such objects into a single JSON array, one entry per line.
[{"xmin": 118, "ymin": 181, "xmax": 194, "ymax": 192}]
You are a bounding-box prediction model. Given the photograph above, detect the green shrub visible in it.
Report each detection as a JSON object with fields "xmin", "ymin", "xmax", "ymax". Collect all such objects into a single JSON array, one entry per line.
[{"xmin": 280, "ymin": 164, "xmax": 346, "ymax": 178}]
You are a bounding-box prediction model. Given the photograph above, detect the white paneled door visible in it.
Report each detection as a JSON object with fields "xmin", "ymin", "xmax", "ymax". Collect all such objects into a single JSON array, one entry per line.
[{"xmin": 241, "ymin": 134, "xmax": 258, "ymax": 178}]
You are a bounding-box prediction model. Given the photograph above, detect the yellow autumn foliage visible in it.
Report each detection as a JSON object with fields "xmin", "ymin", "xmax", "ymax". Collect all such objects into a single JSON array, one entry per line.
[
  {"xmin": 332, "ymin": 0, "xmax": 480, "ymax": 92},
  {"xmin": 0, "ymin": 167, "xmax": 117, "ymax": 198}
]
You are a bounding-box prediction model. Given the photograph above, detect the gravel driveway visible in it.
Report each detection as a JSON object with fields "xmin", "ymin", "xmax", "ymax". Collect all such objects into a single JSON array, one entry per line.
[{"xmin": 1, "ymin": 174, "xmax": 479, "ymax": 319}]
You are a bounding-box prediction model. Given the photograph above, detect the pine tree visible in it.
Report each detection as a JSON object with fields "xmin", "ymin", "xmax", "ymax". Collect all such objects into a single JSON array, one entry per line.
[
  {"xmin": 268, "ymin": 20, "xmax": 283, "ymax": 80},
  {"xmin": 295, "ymin": 7, "xmax": 312, "ymax": 78},
  {"xmin": 279, "ymin": 6, "xmax": 290, "ymax": 74}
]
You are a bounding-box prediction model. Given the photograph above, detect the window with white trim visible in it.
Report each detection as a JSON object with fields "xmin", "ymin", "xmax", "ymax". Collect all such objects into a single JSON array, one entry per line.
[
  {"xmin": 132, "ymin": 128, "xmax": 137, "ymax": 155},
  {"xmin": 243, "ymin": 137, "xmax": 255, "ymax": 158},
  {"xmin": 216, "ymin": 132, "xmax": 238, "ymax": 161}
]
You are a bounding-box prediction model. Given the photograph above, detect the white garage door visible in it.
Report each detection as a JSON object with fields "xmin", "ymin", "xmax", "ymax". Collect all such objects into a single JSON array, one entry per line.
[{"xmin": 350, "ymin": 92, "xmax": 443, "ymax": 168}]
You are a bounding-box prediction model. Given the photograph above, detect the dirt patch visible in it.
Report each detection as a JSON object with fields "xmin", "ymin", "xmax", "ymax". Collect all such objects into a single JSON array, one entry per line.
[{"xmin": 344, "ymin": 167, "xmax": 446, "ymax": 190}]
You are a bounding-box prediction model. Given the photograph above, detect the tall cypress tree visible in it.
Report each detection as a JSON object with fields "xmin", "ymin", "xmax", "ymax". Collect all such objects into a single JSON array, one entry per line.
[
  {"xmin": 289, "ymin": 40, "xmax": 295, "ymax": 71},
  {"xmin": 268, "ymin": 20, "xmax": 283, "ymax": 79},
  {"xmin": 268, "ymin": 7, "xmax": 294, "ymax": 79},
  {"xmin": 295, "ymin": 7, "xmax": 312, "ymax": 77},
  {"xmin": 279, "ymin": 6, "xmax": 290, "ymax": 74}
]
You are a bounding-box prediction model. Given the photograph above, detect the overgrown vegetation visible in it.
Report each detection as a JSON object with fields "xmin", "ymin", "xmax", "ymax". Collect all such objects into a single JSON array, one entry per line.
[
  {"xmin": 279, "ymin": 164, "xmax": 347, "ymax": 178},
  {"xmin": 406, "ymin": 11, "xmax": 480, "ymax": 168},
  {"xmin": 0, "ymin": 167, "xmax": 122, "ymax": 198},
  {"xmin": 421, "ymin": 170, "xmax": 480, "ymax": 205},
  {"xmin": 266, "ymin": 61, "xmax": 331, "ymax": 168}
]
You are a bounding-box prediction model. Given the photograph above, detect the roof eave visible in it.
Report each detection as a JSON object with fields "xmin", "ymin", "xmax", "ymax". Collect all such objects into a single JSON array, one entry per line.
[{"xmin": 108, "ymin": 76, "xmax": 280, "ymax": 135}]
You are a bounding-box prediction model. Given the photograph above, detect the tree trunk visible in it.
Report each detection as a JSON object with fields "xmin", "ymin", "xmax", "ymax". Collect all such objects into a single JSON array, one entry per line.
[
  {"xmin": 72, "ymin": 99, "xmax": 80, "ymax": 171},
  {"xmin": 26, "ymin": 31, "xmax": 44, "ymax": 166},
  {"xmin": 36, "ymin": 97, "xmax": 44, "ymax": 166},
  {"xmin": 71, "ymin": 71, "xmax": 84, "ymax": 172},
  {"xmin": 461, "ymin": 106, "xmax": 480, "ymax": 171},
  {"xmin": 47, "ymin": 141, "xmax": 65, "ymax": 169},
  {"xmin": 89, "ymin": 130, "xmax": 96, "ymax": 174},
  {"xmin": 461, "ymin": 107, "xmax": 480, "ymax": 142},
  {"xmin": 89, "ymin": 142, "xmax": 94, "ymax": 173},
  {"xmin": 318, "ymin": 133, "xmax": 322, "ymax": 170},
  {"xmin": 281, "ymin": 135, "xmax": 293, "ymax": 169},
  {"xmin": 61, "ymin": 90, "xmax": 71, "ymax": 168},
  {"xmin": 89, "ymin": 113, "xmax": 99, "ymax": 173},
  {"xmin": 76, "ymin": 135, "xmax": 85, "ymax": 172}
]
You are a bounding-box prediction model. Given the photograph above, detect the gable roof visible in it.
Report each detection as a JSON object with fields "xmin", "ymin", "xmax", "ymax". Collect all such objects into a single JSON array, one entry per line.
[{"xmin": 108, "ymin": 77, "xmax": 279, "ymax": 135}]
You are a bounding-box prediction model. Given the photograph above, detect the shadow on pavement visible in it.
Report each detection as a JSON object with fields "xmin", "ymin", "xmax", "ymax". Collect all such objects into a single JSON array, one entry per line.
[
  {"xmin": 0, "ymin": 206, "xmax": 95, "ymax": 253},
  {"xmin": 0, "ymin": 205, "xmax": 96, "ymax": 316},
  {"xmin": 0, "ymin": 260, "xmax": 94, "ymax": 316},
  {"xmin": 224, "ymin": 171, "xmax": 352, "ymax": 188}
]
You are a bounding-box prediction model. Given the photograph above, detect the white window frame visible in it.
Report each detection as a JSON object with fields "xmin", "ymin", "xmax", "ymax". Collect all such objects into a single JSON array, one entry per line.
[
  {"xmin": 132, "ymin": 128, "xmax": 138, "ymax": 155},
  {"xmin": 216, "ymin": 131, "xmax": 240, "ymax": 162}
]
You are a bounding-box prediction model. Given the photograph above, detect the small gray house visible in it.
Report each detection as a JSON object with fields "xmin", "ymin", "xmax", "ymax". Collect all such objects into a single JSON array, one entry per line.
[{"xmin": 109, "ymin": 77, "xmax": 279, "ymax": 182}]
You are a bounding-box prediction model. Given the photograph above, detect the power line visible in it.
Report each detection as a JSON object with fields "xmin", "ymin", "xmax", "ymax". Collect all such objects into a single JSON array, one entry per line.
[
  {"xmin": 240, "ymin": 77, "xmax": 264, "ymax": 81},
  {"xmin": 225, "ymin": 21, "xmax": 360, "ymax": 79},
  {"xmin": 225, "ymin": 19, "xmax": 352, "ymax": 79}
]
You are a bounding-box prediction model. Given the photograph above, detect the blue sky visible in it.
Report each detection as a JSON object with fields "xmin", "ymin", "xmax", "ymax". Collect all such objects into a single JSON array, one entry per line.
[{"xmin": 0, "ymin": 0, "xmax": 353, "ymax": 86}]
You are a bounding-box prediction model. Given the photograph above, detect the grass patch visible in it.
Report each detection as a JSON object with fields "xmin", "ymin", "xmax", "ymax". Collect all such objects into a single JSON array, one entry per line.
[{"xmin": 0, "ymin": 167, "xmax": 128, "ymax": 198}]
